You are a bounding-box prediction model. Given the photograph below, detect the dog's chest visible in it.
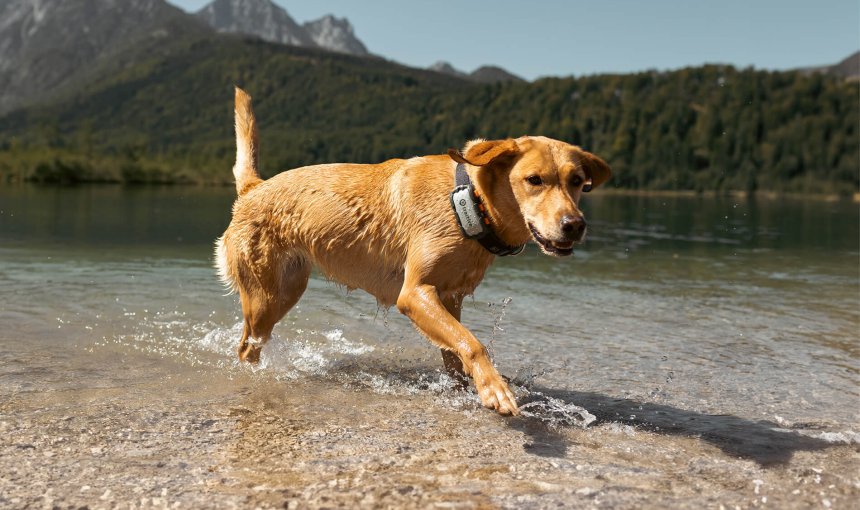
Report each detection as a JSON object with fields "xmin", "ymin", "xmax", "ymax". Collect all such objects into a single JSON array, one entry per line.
[
  {"xmin": 311, "ymin": 243, "xmax": 407, "ymax": 306},
  {"xmin": 450, "ymin": 264, "xmax": 491, "ymax": 296},
  {"xmin": 312, "ymin": 237, "xmax": 492, "ymax": 306}
]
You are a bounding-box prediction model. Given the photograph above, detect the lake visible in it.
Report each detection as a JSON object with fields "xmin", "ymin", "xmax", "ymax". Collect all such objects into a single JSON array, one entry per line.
[{"xmin": 1, "ymin": 184, "xmax": 858, "ymax": 508}]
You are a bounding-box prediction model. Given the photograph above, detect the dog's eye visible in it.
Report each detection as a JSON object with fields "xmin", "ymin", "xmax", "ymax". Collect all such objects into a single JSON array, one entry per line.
[
  {"xmin": 571, "ymin": 175, "xmax": 583, "ymax": 187},
  {"xmin": 526, "ymin": 175, "xmax": 543, "ymax": 186}
]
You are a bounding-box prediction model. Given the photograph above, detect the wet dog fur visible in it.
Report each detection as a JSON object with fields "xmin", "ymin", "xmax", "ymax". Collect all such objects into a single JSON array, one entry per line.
[{"xmin": 216, "ymin": 88, "xmax": 610, "ymax": 415}]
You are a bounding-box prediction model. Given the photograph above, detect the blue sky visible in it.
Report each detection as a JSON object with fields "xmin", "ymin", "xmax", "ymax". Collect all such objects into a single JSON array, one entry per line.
[{"xmin": 170, "ymin": 0, "xmax": 859, "ymax": 80}]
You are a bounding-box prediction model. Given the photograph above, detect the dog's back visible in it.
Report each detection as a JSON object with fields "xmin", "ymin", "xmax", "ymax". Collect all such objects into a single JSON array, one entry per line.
[{"xmin": 220, "ymin": 122, "xmax": 483, "ymax": 309}]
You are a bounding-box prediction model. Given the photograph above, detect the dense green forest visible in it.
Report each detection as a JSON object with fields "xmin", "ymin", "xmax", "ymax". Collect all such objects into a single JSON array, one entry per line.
[{"xmin": 0, "ymin": 36, "xmax": 857, "ymax": 194}]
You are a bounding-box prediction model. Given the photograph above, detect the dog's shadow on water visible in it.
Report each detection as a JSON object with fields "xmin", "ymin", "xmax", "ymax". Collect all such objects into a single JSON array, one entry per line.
[{"xmin": 509, "ymin": 386, "xmax": 842, "ymax": 466}]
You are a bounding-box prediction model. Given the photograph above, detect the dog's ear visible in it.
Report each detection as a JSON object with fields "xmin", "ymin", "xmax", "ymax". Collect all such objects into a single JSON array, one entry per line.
[
  {"xmin": 448, "ymin": 139, "xmax": 519, "ymax": 167},
  {"xmin": 578, "ymin": 150, "xmax": 611, "ymax": 192}
]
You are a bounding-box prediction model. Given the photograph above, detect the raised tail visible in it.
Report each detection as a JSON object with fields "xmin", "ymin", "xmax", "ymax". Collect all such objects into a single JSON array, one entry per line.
[{"xmin": 233, "ymin": 87, "xmax": 263, "ymax": 196}]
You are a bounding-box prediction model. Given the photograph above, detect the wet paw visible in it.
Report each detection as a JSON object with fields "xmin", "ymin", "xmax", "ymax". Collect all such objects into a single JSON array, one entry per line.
[
  {"xmin": 476, "ymin": 373, "xmax": 519, "ymax": 416},
  {"xmin": 237, "ymin": 343, "xmax": 261, "ymax": 364}
]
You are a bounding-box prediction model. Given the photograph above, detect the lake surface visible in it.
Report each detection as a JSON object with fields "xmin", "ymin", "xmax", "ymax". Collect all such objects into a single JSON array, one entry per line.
[{"xmin": 1, "ymin": 184, "xmax": 858, "ymax": 508}]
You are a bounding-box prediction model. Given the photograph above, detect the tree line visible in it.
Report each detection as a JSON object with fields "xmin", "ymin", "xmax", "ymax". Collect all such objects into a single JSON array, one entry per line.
[{"xmin": 0, "ymin": 37, "xmax": 856, "ymax": 194}]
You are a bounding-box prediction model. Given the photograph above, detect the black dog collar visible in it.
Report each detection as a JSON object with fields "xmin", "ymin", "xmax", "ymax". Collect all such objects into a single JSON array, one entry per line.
[{"xmin": 450, "ymin": 163, "xmax": 525, "ymax": 257}]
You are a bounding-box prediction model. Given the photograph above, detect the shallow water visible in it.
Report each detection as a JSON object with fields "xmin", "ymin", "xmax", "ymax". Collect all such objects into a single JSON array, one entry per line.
[{"xmin": 1, "ymin": 185, "xmax": 858, "ymax": 508}]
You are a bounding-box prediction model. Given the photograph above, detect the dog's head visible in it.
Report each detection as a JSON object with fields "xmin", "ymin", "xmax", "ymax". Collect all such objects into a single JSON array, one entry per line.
[{"xmin": 450, "ymin": 136, "xmax": 610, "ymax": 256}]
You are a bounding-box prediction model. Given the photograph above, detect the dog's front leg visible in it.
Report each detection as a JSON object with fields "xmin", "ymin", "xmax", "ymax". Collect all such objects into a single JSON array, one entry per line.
[
  {"xmin": 440, "ymin": 295, "xmax": 469, "ymax": 388},
  {"xmin": 397, "ymin": 284, "xmax": 518, "ymax": 415}
]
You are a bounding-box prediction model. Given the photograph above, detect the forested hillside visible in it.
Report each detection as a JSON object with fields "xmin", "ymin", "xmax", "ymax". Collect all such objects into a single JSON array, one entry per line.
[{"xmin": 0, "ymin": 35, "xmax": 856, "ymax": 194}]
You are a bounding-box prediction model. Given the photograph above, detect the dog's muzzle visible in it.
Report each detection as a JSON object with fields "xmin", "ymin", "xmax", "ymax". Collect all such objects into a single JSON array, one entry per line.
[{"xmin": 528, "ymin": 223, "xmax": 580, "ymax": 256}]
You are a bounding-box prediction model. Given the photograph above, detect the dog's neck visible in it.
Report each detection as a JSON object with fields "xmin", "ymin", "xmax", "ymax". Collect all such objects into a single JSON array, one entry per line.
[{"xmin": 458, "ymin": 163, "xmax": 531, "ymax": 253}]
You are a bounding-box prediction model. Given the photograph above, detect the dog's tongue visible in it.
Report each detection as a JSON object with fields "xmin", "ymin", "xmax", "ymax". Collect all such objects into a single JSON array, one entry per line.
[{"xmin": 553, "ymin": 240, "xmax": 574, "ymax": 250}]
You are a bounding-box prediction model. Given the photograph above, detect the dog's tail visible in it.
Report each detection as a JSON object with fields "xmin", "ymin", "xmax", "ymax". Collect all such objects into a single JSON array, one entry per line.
[{"xmin": 233, "ymin": 87, "xmax": 263, "ymax": 196}]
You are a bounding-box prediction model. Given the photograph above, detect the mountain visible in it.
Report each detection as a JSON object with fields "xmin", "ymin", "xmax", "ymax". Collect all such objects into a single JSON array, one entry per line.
[
  {"xmin": 799, "ymin": 51, "xmax": 860, "ymax": 80},
  {"xmin": 828, "ymin": 51, "xmax": 859, "ymax": 80},
  {"xmin": 468, "ymin": 65, "xmax": 525, "ymax": 84},
  {"xmin": 195, "ymin": 0, "xmax": 368, "ymax": 56},
  {"xmin": 428, "ymin": 61, "xmax": 524, "ymax": 84},
  {"xmin": 428, "ymin": 61, "xmax": 467, "ymax": 78},
  {"xmin": 0, "ymin": 0, "xmax": 210, "ymax": 114},
  {"xmin": 303, "ymin": 15, "xmax": 368, "ymax": 56},
  {"xmin": 196, "ymin": 0, "xmax": 314, "ymax": 47}
]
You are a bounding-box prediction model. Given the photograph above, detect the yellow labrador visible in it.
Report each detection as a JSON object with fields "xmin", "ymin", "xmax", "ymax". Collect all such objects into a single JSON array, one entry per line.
[{"xmin": 216, "ymin": 88, "xmax": 610, "ymax": 415}]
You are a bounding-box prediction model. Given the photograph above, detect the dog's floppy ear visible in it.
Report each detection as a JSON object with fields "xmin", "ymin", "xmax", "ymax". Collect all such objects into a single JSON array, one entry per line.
[
  {"xmin": 448, "ymin": 139, "xmax": 519, "ymax": 167},
  {"xmin": 578, "ymin": 150, "xmax": 611, "ymax": 192}
]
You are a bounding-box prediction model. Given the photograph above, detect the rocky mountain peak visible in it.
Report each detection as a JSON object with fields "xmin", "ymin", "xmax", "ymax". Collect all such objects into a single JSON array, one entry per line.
[
  {"xmin": 196, "ymin": 0, "xmax": 369, "ymax": 56},
  {"xmin": 303, "ymin": 14, "xmax": 368, "ymax": 56},
  {"xmin": 196, "ymin": 0, "xmax": 314, "ymax": 47}
]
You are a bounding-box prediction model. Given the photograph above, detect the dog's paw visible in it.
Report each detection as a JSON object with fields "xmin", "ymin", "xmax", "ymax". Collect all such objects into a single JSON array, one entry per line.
[
  {"xmin": 476, "ymin": 371, "xmax": 519, "ymax": 416},
  {"xmin": 238, "ymin": 343, "xmax": 262, "ymax": 364}
]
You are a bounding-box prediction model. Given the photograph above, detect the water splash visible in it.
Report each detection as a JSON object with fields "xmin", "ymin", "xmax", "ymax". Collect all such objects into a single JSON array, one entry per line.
[
  {"xmin": 516, "ymin": 388, "xmax": 596, "ymax": 428},
  {"xmin": 200, "ymin": 321, "xmax": 242, "ymax": 356},
  {"xmin": 486, "ymin": 296, "xmax": 513, "ymax": 356},
  {"xmin": 258, "ymin": 328, "xmax": 376, "ymax": 378},
  {"xmin": 103, "ymin": 309, "xmax": 598, "ymax": 428},
  {"xmin": 508, "ymin": 364, "xmax": 596, "ymax": 428},
  {"xmin": 492, "ymin": 297, "xmax": 513, "ymax": 338}
]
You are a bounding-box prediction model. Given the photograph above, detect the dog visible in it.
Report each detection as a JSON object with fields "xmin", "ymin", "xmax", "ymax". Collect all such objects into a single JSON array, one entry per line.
[{"xmin": 215, "ymin": 88, "xmax": 610, "ymax": 415}]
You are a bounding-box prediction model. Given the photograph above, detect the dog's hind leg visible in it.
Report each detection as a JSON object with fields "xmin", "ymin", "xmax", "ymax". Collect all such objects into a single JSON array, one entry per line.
[
  {"xmin": 237, "ymin": 259, "xmax": 310, "ymax": 363},
  {"xmin": 440, "ymin": 295, "xmax": 468, "ymax": 388}
]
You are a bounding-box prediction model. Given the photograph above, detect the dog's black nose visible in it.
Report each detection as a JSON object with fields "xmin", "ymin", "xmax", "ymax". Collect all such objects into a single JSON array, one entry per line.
[{"xmin": 560, "ymin": 216, "xmax": 587, "ymax": 237}]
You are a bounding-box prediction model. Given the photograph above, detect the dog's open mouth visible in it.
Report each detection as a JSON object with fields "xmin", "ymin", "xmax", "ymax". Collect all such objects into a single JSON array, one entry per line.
[{"xmin": 528, "ymin": 223, "xmax": 576, "ymax": 256}]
